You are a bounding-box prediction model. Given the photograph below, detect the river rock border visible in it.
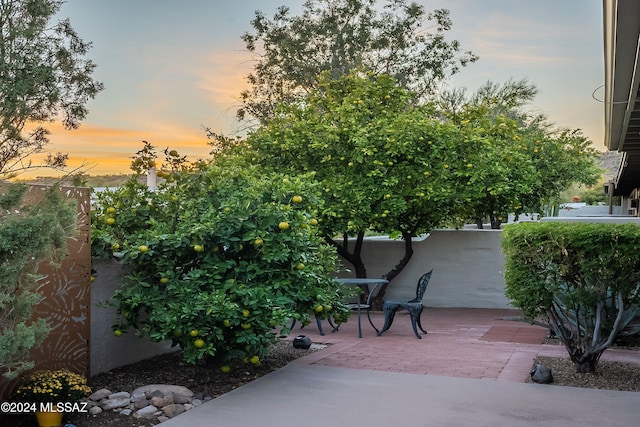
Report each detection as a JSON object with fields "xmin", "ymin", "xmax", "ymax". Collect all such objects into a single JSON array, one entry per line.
[{"xmin": 86, "ymin": 384, "xmax": 211, "ymax": 423}]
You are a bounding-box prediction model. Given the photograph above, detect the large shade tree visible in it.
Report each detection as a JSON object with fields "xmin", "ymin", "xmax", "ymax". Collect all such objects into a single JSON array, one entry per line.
[
  {"xmin": 234, "ymin": 72, "xmax": 479, "ymax": 290},
  {"xmin": 238, "ymin": 0, "xmax": 477, "ymax": 124},
  {"xmin": 440, "ymin": 80, "xmax": 601, "ymax": 228},
  {"xmin": 0, "ymin": 0, "xmax": 103, "ymax": 178}
]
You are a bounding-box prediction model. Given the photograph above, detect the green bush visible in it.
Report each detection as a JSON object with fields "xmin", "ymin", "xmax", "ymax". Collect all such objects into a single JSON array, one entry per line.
[
  {"xmin": 0, "ymin": 183, "xmax": 76, "ymax": 379},
  {"xmin": 502, "ymin": 222, "xmax": 640, "ymax": 373},
  {"xmin": 91, "ymin": 160, "xmax": 351, "ymax": 369}
]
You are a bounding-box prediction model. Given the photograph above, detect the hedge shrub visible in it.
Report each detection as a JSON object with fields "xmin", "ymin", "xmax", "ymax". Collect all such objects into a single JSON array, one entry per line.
[{"xmin": 502, "ymin": 221, "xmax": 640, "ymax": 373}]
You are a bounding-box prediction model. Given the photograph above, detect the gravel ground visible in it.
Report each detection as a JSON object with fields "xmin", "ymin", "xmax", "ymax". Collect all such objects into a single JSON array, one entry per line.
[
  {"xmin": 527, "ymin": 335, "xmax": 640, "ymax": 392},
  {"xmin": 529, "ymin": 356, "xmax": 640, "ymax": 392}
]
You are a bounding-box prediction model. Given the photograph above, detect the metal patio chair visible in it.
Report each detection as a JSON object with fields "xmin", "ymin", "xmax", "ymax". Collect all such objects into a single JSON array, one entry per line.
[{"xmin": 377, "ymin": 269, "xmax": 433, "ymax": 339}]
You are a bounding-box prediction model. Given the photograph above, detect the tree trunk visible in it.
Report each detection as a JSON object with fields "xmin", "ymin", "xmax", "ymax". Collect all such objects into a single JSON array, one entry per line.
[
  {"xmin": 571, "ymin": 353, "xmax": 601, "ymax": 374},
  {"xmin": 325, "ymin": 230, "xmax": 417, "ymax": 310},
  {"xmin": 371, "ymin": 231, "xmax": 415, "ymax": 309},
  {"xmin": 325, "ymin": 231, "xmax": 367, "ymax": 278},
  {"xmin": 489, "ymin": 215, "xmax": 502, "ymax": 229}
]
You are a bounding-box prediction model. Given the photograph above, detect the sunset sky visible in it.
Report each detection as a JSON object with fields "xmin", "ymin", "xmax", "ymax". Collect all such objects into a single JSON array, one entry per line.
[{"xmin": 33, "ymin": 0, "xmax": 604, "ymax": 177}]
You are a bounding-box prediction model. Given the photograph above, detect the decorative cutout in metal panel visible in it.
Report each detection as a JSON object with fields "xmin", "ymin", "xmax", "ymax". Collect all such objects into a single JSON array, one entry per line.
[{"xmin": 0, "ymin": 185, "xmax": 91, "ymax": 402}]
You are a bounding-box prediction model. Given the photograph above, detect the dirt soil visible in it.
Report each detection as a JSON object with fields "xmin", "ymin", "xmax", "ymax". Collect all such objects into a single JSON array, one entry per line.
[{"xmin": 5, "ymin": 337, "xmax": 639, "ymax": 427}]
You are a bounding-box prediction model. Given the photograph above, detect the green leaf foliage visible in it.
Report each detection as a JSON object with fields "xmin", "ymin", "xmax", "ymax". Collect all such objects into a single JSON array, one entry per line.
[
  {"xmin": 0, "ymin": 183, "xmax": 77, "ymax": 378},
  {"xmin": 441, "ymin": 80, "xmax": 601, "ymax": 228},
  {"xmin": 502, "ymin": 222, "xmax": 640, "ymax": 372},
  {"xmin": 243, "ymin": 71, "xmax": 479, "ymax": 241},
  {"xmin": 91, "ymin": 156, "xmax": 351, "ymax": 367},
  {"xmin": 0, "ymin": 0, "xmax": 103, "ymax": 178},
  {"xmin": 239, "ymin": 0, "xmax": 477, "ymax": 123}
]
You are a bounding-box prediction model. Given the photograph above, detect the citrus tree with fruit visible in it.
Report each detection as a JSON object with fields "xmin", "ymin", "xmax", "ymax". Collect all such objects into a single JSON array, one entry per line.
[
  {"xmin": 91, "ymin": 152, "xmax": 350, "ymax": 369},
  {"xmin": 440, "ymin": 80, "xmax": 600, "ymax": 228},
  {"xmin": 235, "ymin": 71, "xmax": 480, "ymax": 285}
]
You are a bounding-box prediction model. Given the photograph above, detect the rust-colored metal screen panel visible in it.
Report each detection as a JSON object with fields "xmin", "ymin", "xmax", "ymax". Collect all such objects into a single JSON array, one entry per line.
[{"xmin": 0, "ymin": 184, "xmax": 91, "ymax": 401}]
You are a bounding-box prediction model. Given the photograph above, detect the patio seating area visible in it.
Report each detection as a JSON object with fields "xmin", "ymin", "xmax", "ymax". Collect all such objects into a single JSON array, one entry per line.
[{"xmin": 285, "ymin": 308, "xmax": 640, "ymax": 381}]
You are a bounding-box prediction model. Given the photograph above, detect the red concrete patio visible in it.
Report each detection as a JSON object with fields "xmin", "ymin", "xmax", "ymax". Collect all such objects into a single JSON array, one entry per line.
[
  {"xmin": 285, "ymin": 308, "xmax": 640, "ymax": 382},
  {"xmin": 162, "ymin": 308, "xmax": 640, "ymax": 427}
]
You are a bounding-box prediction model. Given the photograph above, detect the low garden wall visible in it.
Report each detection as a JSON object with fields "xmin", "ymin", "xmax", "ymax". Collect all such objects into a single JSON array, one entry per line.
[
  {"xmin": 91, "ymin": 259, "xmax": 175, "ymax": 376},
  {"xmin": 338, "ymin": 229, "xmax": 511, "ymax": 309}
]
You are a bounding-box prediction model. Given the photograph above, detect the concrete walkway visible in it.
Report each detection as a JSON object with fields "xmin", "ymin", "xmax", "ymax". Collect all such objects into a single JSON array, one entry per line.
[{"xmin": 161, "ymin": 308, "xmax": 640, "ymax": 427}]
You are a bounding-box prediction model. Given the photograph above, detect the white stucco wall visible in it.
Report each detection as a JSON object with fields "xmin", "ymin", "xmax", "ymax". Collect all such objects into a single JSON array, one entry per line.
[
  {"xmin": 337, "ymin": 229, "xmax": 512, "ymax": 309},
  {"xmin": 91, "ymin": 259, "xmax": 176, "ymax": 376}
]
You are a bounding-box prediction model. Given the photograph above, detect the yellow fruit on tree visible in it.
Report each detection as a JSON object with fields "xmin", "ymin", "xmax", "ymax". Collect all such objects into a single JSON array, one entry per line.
[
  {"xmin": 189, "ymin": 329, "xmax": 199, "ymax": 337},
  {"xmin": 242, "ymin": 309, "xmax": 250, "ymax": 318},
  {"xmin": 241, "ymin": 323, "xmax": 251, "ymax": 329},
  {"xmin": 314, "ymin": 305, "xmax": 323, "ymax": 313},
  {"xmin": 249, "ymin": 355, "xmax": 260, "ymax": 365},
  {"xmin": 193, "ymin": 244, "xmax": 204, "ymax": 252},
  {"xmin": 278, "ymin": 221, "xmax": 290, "ymax": 230},
  {"xmin": 295, "ymin": 263, "xmax": 305, "ymax": 270},
  {"xmin": 111, "ymin": 243, "xmax": 120, "ymax": 251},
  {"xmin": 292, "ymin": 195, "xmax": 303, "ymax": 203},
  {"xmin": 106, "ymin": 207, "xmax": 116, "ymax": 214},
  {"xmin": 160, "ymin": 277, "xmax": 169, "ymax": 284},
  {"xmin": 139, "ymin": 245, "xmax": 149, "ymax": 253},
  {"xmin": 105, "ymin": 217, "xmax": 115, "ymax": 225},
  {"xmin": 223, "ymin": 319, "xmax": 231, "ymax": 327},
  {"xmin": 309, "ymin": 218, "xmax": 318, "ymax": 226},
  {"xmin": 254, "ymin": 238, "xmax": 263, "ymax": 245},
  {"xmin": 194, "ymin": 339, "xmax": 205, "ymax": 348}
]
